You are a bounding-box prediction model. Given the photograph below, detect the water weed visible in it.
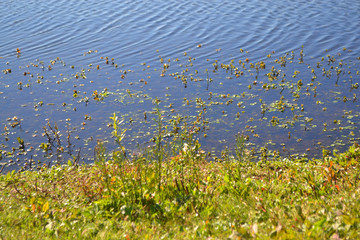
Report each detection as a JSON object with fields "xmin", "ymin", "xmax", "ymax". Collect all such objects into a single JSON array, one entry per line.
[{"xmin": 1, "ymin": 48, "xmax": 360, "ymax": 171}]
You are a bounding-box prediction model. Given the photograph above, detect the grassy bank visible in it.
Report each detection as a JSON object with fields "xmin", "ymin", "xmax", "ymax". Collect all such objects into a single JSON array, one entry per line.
[{"xmin": 1, "ymin": 140, "xmax": 360, "ymax": 239}]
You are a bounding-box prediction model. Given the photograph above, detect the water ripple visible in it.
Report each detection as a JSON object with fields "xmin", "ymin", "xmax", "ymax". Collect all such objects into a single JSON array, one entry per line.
[{"xmin": 0, "ymin": 0, "xmax": 359, "ymax": 64}]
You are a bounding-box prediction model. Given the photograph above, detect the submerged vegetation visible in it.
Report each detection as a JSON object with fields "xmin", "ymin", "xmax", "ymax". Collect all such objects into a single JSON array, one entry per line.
[{"xmin": 1, "ymin": 46, "xmax": 360, "ymax": 171}]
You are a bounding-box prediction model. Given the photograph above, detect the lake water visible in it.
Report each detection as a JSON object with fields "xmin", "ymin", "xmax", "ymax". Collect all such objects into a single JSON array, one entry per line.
[
  {"xmin": 2, "ymin": 0, "xmax": 360, "ymax": 63},
  {"xmin": 1, "ymin": 0, "xmax": 360, "ymax": 170}
]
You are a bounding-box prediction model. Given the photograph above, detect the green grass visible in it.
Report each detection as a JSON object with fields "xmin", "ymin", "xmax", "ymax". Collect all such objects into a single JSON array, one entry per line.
[{"xmin": 1, "ymin": 140, "xmax": 360, "ymax": 239}]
